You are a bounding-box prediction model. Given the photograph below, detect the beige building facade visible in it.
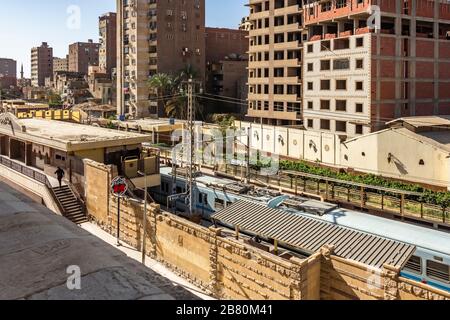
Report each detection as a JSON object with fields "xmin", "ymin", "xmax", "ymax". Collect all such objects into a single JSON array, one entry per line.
[
  {"xmin": 53, "ymin": 56, "xmax": 69, "ymax": 73},
  {"xmin": 247, "ymin": 0, "xmax": 304, "ymax": 125},
  {"xmin": 117, "ymin": 0, "xmax": 206, "ymax": 118}
]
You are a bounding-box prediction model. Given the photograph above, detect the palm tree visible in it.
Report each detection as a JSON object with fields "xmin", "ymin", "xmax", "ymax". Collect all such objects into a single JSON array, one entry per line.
[
  {"xmin": 148, "ymin": 73, "xmax": 173, "ymax": 116},
  {"xmin": 148, "ymin": 66, "xmax": 200, "ymax": 119},
  {"xmin": 178, "ymin": 64, "xmax": 198, "ymax": 81},
  {"xmin": 164, "ymin": 95, "xmax": 186, "ymax": 119}
]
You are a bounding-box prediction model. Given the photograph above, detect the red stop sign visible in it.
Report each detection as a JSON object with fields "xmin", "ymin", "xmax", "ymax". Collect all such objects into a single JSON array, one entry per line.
[{"xmin": 111, "ymin": 177, "xmax": 128, "ymax": 197}]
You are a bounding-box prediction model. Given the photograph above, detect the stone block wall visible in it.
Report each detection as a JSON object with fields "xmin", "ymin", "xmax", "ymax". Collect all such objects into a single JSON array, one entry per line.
[
  {"xmin": 83, "ymin": 161, "xmax": 450, "ymax": 300},
  {"xmin": 320, "ymin": 246, "xmax": 450, "ymax": 300}
]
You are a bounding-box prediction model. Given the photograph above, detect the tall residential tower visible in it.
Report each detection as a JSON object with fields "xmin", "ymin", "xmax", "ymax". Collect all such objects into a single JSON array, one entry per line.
[
  {"xmin": 99, "ymin": 12, "xmax": 117, "ymax": 76},
  {"xmin": 116, "ymin": 0, "xmax": 206, "ymax": 118},
  {"xmin": 31, "ymin": 42, "xmax": 53, "ymax": 87},
  {"xmin": 247, "ymin": 0, "xmax": 304, "ymax": 126}
]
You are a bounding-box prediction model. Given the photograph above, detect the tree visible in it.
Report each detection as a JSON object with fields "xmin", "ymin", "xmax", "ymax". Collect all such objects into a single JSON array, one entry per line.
[
  {"xmin": 148, "ymin": 73, "xmax": 174, "ymax": 116},
  {"xmin": 147, "ymin": 66, "xmax": 203, "ymax": 120},
  {"xmin": 48, "ymin": 92, "xmax": 63, "ymax": 108}
]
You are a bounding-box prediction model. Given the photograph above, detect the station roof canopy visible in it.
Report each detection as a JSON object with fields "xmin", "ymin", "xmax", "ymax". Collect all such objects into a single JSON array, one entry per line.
[
  {"xmin": 0, "ymin": 115, "xmax": 151, "ymax": 152},
  {"xmin": 212, "ymin": 201, "xmax": 416, "ymax": 269}
]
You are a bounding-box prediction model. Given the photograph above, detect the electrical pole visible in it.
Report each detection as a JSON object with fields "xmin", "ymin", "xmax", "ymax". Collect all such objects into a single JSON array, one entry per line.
[
  {"xmin": 183, "ymin": 77, "xmax": 202, "ymax": 217},
  {"xmin": 186, "ymin": 78, "xmax": 195, "ymax": 216},
  {"xmin": 142, "ymin": 170, "xmax": 148, "ymax": 265}
]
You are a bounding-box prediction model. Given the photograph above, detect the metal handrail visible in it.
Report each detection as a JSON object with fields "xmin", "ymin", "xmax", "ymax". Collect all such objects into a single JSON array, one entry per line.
[{"xmin": 0, "ymin": 155, "xmax": 65, "ymax": 214}]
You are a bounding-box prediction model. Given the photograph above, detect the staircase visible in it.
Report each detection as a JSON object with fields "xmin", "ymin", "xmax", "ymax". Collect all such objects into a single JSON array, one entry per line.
[{"xmin": 52, "ymin": 185, "xmax": 88, "ymax": 224}]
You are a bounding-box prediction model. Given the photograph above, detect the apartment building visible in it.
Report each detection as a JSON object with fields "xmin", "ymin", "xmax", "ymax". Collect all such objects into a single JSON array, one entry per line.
[
  {"xmin": 117, "ymin": 0, "xmax": 206, "ymax": 118},
  {"xmin": 99, "ymin": 12, "xmax": 117, "ymax": 76},
  {"xmin": 0, "ymin": 58, "xmax": 17, "ymax": 78},
  {"xmin": 205, "ymin": 27, "xmax": 249, "ymax": 115},
  {"xmin": 53, "ymin": 56, "xmax": 69, "ymax": 72},
  {"xmin": 68, "ymin": 40, "xmax": 100, "ymax": 74},
  {"xmin": 31, "ymin": 42, "xmax": 53, "ymax": 87},
  {"xmin": 302, "ymin": 0, "xmax": 450, "ymax": 137},
  {"xmin": 247, "ymin": 0, "xmax": 305, "ymax": 126}
]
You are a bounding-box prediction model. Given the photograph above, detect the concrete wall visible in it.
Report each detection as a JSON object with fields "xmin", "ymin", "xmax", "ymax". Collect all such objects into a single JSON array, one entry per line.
[
  {"xmin": 234, "ymin": 121, "xmax": 450, "ymax": 189},
  {"xmin": 235, "ymin": 121, "xmax": 341, "ymax": 166},
  {"xmin": 0, "ymin": 162, "xmax": 61, "ymax": 214},
  {"xmin": 341, "ymin": 129, "xmax": 450, "ymax": 189}
]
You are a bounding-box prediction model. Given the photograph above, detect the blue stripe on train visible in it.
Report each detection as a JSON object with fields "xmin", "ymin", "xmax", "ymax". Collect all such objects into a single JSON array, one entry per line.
[{"xmin": 400, "ymin": 272, "xmax": 450, "ymax": 293}]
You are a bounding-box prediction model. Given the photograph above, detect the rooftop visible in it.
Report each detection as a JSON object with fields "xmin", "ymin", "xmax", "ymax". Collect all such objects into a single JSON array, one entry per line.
[
  {"xmin": 0, "ymin": 181, "xmax": 197, "ymax": 300},
  {"xmin": 387, "ymin": 116, "xmax": 450, "ymax": 130},
  {"xmin": 0, "ymin": 115, "xmax": 151, "ymax": 151},
  {"xmin": 212, "ymin": 200, "xmax": 416, "ymax": 269}
]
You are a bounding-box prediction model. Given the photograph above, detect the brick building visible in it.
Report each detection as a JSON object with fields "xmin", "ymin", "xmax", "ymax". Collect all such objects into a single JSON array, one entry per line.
[
  {"xmin": 99, "ymin": 12, "xmax": 117, "ymax": 76},
  {"xmin": 31, "ymin": 42, "xmax": 53, "ymax": 87},
  {"xmin": 116, "ymin": 0, "xmax": 206, "ymax": 118},
  {"xmin": 246, "ymin": 0, "xmax": 450, "ymax": 134},
  {"xmin": 205, "ymin": 27, "xmax": 249, "ymax": 115},
  {"xmin": 0, "ymin": 58, "xmax": 17, "ymax": 78},
  {"xmin": 53, "ymin": 56, "xmax": 68, "ymax": 73},
  {"xmin": 68, "ymin": 40, "xmax": 100, "ymax": 75},
  {"xmin": 302, "ymin": 0, "xmax": 450, "ymax": 137}
]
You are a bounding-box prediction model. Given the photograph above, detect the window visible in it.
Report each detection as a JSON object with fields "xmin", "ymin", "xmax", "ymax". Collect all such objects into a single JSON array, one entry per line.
[
  {"xmin": 336, "ymin": 121, "xmax": 347, "ymax": 133},
  {"xmin": 320, "ymin": 119, "xmax": 330, "ymax": 130},
  {"xmin": 336, "ymin": 100, "xmax": 347, "ymax": 111},
  {"xmin": 307, "ymin": 82, "xmax": 313, "ymax": 90},
  {"xmin": 336, "ymin": 79, "xmax": 347, "ymax": 90},
  {"xmin": 321, "ymin": 1, "xmax": 332, "ymax": 12},
  {"xmin": 308, "ymin": 101, "xmax": 313, "ymax": 109},
  {"xmin": 426, "ymin": 260, "xmax": 450, "ymax": 283},
  {"xmin": 356, "ymin": 103, "xmax": 364, "ymax": 113},
  {"xmin": 356, "ymin": 81, "xmax": 364, "ymax": 91},
  {"xmin": 320, "ymin": 100, "xmax": 330, "ymax": 110},
  {"xmin": 333, "ymin": 59, "xmax": 350, "ymax": 70},
  {"xmin": 404, "ymin": 256, "xmax": 422, "ymax": 274},
  {"xmin": 321, "ymin": 40, "xmax": 331, "ymax": 51},
  {"xmin": 320, "ymin": 60, "xmax": 331, "ymax": 71},
  {"xmin": 307, "ymin": 63, "xmax": 314, "ymax": 72},
  {"xmin": 198, "ymin": 193, "xmax": 207, "ymax": 204},
  {"xmin": 215, "ymin": 198, "xmax": 225, "ymax": 210},
  {"xmin": 307, "ymin": 44, "xmax": 313, "ymax": 53},
  {"xmin": 321, "ymin": 80, "xmax": 331, "ymax": 90},
  {"xmin": 356, "ymin": 37, "xmax": 364, "ymax": 47},
  {"xmin": 307, "ymin": 119, "xmax": 314, "ymax": 128},
  {"xmin": 355, "ymin": 124, "xmax": 363, "ymax": 135},
  {"xmin": 356, "ymin": 58, "xmax": 364, "ymax": 69}
]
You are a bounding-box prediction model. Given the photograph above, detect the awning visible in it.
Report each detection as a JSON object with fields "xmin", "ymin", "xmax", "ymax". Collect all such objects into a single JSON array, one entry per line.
[{"xmin": 212, "ymin": 200, "xmax": 416, "ymax": 269}]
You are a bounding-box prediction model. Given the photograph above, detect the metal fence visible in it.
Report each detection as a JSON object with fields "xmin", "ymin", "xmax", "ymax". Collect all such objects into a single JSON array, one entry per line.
[{"xmin": 220, "ymin": 164, "xmax": 449, "ymax": 225}]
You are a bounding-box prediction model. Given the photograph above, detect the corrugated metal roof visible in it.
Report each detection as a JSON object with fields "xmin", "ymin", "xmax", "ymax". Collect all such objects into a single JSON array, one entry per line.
[{"xmin": 211, "ymin": 201, "xmax": 416, "ymax": 269}]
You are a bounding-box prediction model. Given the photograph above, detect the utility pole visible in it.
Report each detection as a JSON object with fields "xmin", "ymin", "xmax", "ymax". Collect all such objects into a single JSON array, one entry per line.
[
  {"xmin": 142, "ymin": 170, "xmax": 148, "ymax": 265},
  {"xmin": 183, "ymin": 78, "xmax": 202, "ymax": 217},
  {"xmin": 186, "ymin": 78, "xmax": 195, "ymax": 216}
]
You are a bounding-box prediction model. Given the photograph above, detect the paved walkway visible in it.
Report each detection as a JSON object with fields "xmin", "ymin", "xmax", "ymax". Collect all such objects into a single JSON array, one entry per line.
[
  {"xmin": 0, "ymin": 182, "xmax": 201, "ymax": 300},
  {"xmin": 80, "ymin": 222, "xmax": 214, "ymax": 300}
]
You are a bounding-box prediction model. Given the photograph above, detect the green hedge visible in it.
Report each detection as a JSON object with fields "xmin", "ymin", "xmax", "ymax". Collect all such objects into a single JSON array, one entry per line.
[{"xmin": 277, "ymin": 160, "xmax": 450, "ymax": 208}]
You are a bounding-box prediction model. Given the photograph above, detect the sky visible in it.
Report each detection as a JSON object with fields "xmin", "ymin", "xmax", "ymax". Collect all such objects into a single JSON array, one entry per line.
[{"xmin": 0, "ymin": 0, "xmax": 248, "ymax": 78}]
